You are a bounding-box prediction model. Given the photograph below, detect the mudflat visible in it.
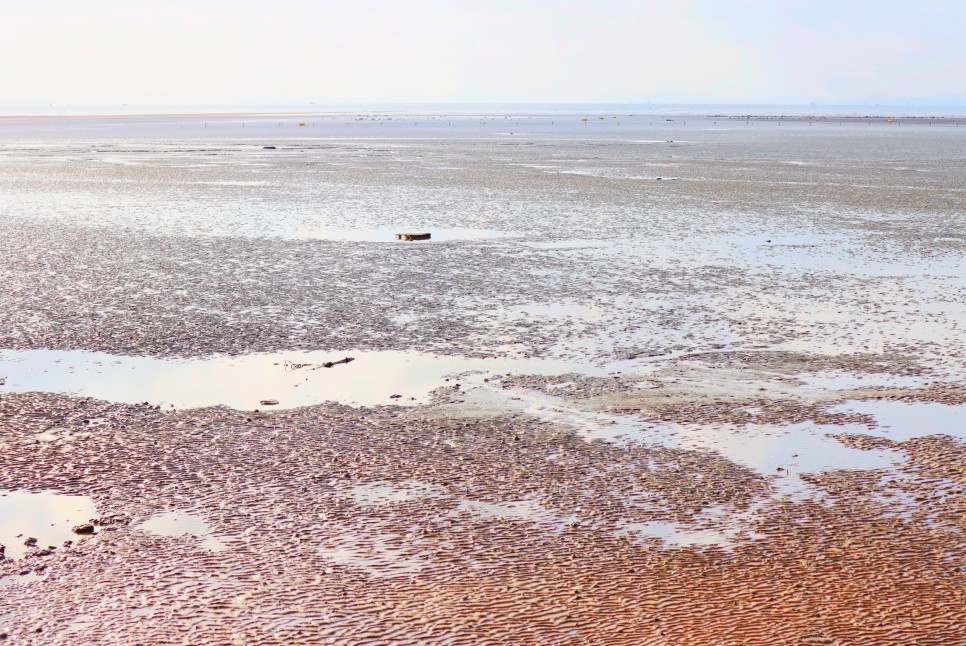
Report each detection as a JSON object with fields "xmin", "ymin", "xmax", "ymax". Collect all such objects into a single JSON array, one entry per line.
[{"xmin": 0, "ymin": 110, "xmax": 964, "ymax": 644}]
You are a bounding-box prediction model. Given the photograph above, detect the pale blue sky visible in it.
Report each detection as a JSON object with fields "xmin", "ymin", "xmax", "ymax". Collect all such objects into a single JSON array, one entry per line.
[{"xmin": 2, "ymin": 0, "xmax": 963, "ymax": 106}]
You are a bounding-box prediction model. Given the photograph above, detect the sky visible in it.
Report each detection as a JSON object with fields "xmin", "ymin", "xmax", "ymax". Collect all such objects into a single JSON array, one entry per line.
[{"xmin": 2, "ymin": 0, "xmax": 963, "ymax": 106}]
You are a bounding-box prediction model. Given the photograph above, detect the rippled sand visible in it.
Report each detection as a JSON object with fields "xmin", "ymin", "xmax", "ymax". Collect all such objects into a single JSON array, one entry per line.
[{"xmin": 0, "ymin": 110, "xmax": 964, "ymax": 644}]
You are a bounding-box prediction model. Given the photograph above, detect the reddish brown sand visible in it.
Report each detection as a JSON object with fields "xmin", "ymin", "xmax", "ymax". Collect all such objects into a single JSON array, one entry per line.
[{"xmin": 1, "ymin": 379, "xmax": 964, "ymax": 644}]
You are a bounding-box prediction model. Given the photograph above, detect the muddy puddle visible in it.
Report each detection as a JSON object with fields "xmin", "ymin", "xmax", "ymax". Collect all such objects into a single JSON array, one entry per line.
[
  {"xmin": 534, "ymin": 393, "xmax": 900, "ymax": 489},
  {"xmin": 617, "ymin": 503, "xmax": 766, "ymax": 548},
  {"xmin": 830, "ymin": 398, "xmax": 966, "ymax": 441},
  {"xmin": 342, "ymin": 481, "xmax": 448, "ymax": 506},
  {"xmin": 0, "ymin": 570, "xmax": 45, "ymax": 589},
  {"xmin": 0, "ymin": 490, "xmax": 96, "ymax": 560},
  {"xmin": 0, "ymin": 348, "xmax": 624, "ymax": 410},
  {"xmin": 798, "ymin": 371, "xmax": 927, "ymax": 391},
  {"xmin": 454, "ymin": 498, "xmax": 580, "ymax": 531},
  {"xmin": 138, "ymin": 511, "xmax": 226, "ymax": 551},
  {"xmin": 318, "ymin": 532, "xmax": 430, "ymax": 577},
  {"xmin": 662, "ymin": 419, "xmax": 902, "ymax": 496}
]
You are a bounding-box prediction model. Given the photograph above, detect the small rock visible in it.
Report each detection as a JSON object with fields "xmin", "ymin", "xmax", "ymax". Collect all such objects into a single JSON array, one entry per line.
[
  {"xmin": 24, "ymin": 537, "xmax": 37, "ymax": 547},
  {"xmin": 72, "ymin": 524, "xmax": 95, "ymax": 535}
]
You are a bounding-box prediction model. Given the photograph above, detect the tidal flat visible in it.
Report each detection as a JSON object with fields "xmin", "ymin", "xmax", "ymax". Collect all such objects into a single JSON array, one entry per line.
[{"xmin": 0, "ymin": 109, "xmax": 964, "ymax": 644}]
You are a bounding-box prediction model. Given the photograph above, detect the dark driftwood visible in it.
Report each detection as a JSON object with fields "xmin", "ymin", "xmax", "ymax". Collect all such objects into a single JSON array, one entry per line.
[{"xmin": 314, "ymin": 357, "xmax": 355, "ymax": 369}]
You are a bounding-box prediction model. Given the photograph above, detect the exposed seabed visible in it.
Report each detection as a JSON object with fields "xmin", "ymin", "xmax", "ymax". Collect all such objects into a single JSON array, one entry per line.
[{"xmin": 1, "ymin": 109, "xmax": 964, "ymax": 644}]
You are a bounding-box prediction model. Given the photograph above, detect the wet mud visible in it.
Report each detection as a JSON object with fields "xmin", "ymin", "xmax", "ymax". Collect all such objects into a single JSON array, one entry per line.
[
  {"xmin": 2, "ymin": 381, "xmax": 965, "ymax": 644},
  {"xmin": 1, "ymin": 112, "xmax": 964, "ymax": 644}
]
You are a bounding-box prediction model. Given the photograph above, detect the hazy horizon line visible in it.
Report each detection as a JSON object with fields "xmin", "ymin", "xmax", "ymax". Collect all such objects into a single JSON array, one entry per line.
[{"xmin": 5, "ymin": 99, "xmax": 966, "ymax": 108}]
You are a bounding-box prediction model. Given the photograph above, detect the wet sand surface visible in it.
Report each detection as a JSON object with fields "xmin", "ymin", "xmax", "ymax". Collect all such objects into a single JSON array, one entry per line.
[{"xmin": 1, "ymin": 111, "xmax": 964, "ymax": 644}]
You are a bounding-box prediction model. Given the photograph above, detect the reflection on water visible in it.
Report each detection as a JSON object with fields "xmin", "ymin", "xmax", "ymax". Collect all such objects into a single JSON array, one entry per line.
[
  {"xmin": 0, "ymin": 490, "xmax": 96, "ymax": 560},
  {"xmin": 318, "ymin": 529, "xmax": 428, "ymax": 577},
  {"xmin": 483, "ymin": 384, "xmax": 908, "ymax": 498},
  {"xmin": 798, "ymin": 371, "xmax": 926, "ymax": 391},
  {"xmin": 618, "ymin": 506, "xmax": 763, "ymax": 548},
  {"xmin": 138, "ymin": 511, "xmax": 226, "ymax": 552},
  {"xmin": 0, "ymin": 570, "xmax": 45, "ymax": 588},
  {"xmin": 508, "ymin": 302, "xmax": 605, "ymax": 320},
  {"xmin": 0, "ymin": 348, "xmax": 626, "ymax": 410},
  {"xmin": 702, "ymin": 233, "xmax": 966, "ymax": 277},
  {"xmin": 830, "ymin": 400, "xmax": 966, "ymax": 441},
  {"xmin": 666, "ymin": 419, "xmax": 901, "ymax": 495},
  {"xmin": 342, "ymin": 481, "xmax": 447, "ymax": 506},
  {"xmin": 455, "ymin": 498, "xmax": 579, "ymax": 533},
  {"xmin": 519, "ymin": 240, "xmax": 611, "ymax": 250}
]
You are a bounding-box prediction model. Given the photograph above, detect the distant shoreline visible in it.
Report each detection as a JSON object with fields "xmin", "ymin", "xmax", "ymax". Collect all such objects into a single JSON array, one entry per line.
[
  {"xmin": 1, "ymin": 113, "xmax": 962, "ymax": 124},
  {"xmin": 0, "ymin": 104, "xmax": 963, "ymax": 121},
  {"xmin": 0, "ymin": 110, "xmax": 345, "ymax": 121}
]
